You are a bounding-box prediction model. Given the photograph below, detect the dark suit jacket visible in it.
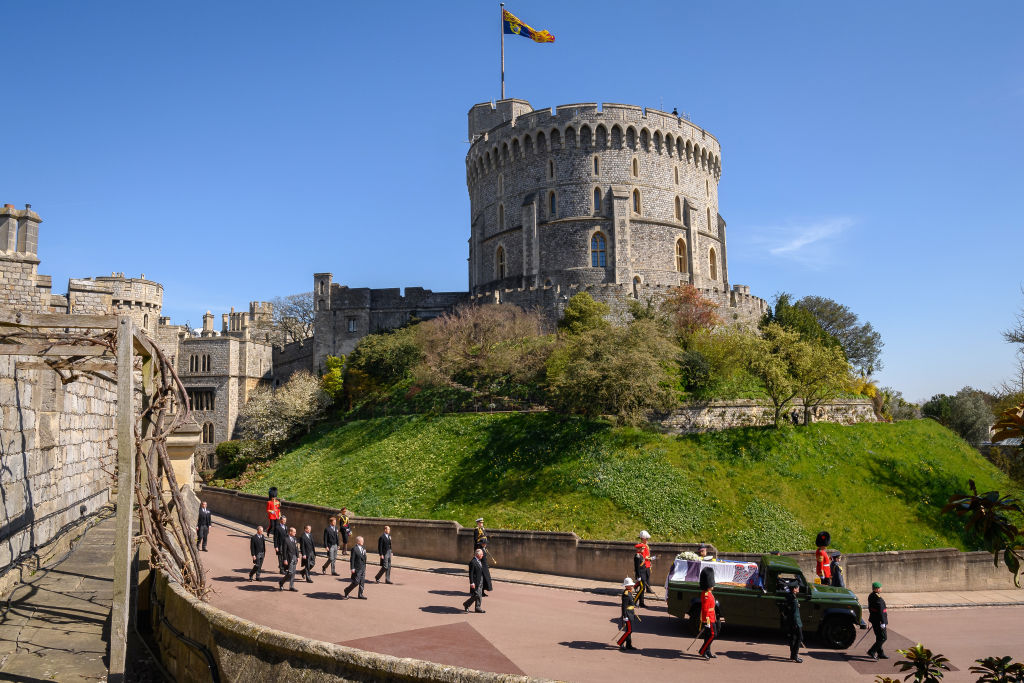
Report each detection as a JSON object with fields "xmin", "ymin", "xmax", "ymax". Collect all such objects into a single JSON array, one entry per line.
[
  {"xmin": 197, "ymin": 508, "xmax": 212, "ymax": 528},
  {"xmin": 274, "ymin": 521, "xmax": 288, "ymax": 551},
  {"xmin": 377, "ymin": 533, "xmax": 392, "ymax": 557},
  {"xmin": 324, "ymin": 526, "xmax": 340, "ymax": 548},
  {"xmin": 781, "ymin": 590, "xmax": 802, "ymax": 629},
  {"xmin": 282, "ymin": 536, "xmax": 299, "ymax": 564},
  {"xmin": 250, "ymin": 533, "xmax": 265, "ymax": 557},
  {"xmin": 468, "ymin": 557, "xmax": 484, "ymax": 588},
  {"xmin": 868, "ymin": 592, "xmax": 888, "ymax": 626},
  {"xmin": 350, "ymin": 545, "xmax": 367, "ymax": 574},
  {"xmin": 300, "ymin": 533, "xmax": 316, "ymax": 559}
]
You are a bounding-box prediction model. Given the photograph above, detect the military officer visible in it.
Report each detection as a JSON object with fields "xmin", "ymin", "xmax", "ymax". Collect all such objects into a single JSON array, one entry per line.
[
  {"xmin": 617, "ymin": 577, "xmax": 639, "ymax": 651},
  {"xmin": 815, "ymin": 531, "xmax": 832, "ymax": 585},
  {"xmin": 633, "ymin": 530, "xmax": 653, "ymax": 608},
  {"xmin": 339, "ymin": 507, "xmax": 353, "ymax": 556},
  {"xmin": 697, "ymin": 568, "xmax": 720, "ymax": 660},
  {"xmin": 780, "ymin": 582, "xmax": 803, "ymax": 663},
  {"xmin": 867, "ymin": 581, "xmax": 888, "ymax": 660}
]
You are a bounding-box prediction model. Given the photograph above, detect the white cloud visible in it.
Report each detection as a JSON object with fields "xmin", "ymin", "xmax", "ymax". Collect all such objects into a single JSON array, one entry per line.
[{"xmin": 748, "ymin": 217, "xmax": 855, "ymax": 269}]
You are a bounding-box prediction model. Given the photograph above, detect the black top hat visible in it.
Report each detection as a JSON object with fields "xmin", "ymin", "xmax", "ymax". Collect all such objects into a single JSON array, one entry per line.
[
  {"xmin": 699, "ymin": 566, "xmax": 715, "ymax": 590},
  {"xmin": 815, "ymin": 530, "xmax": 831, "ymax": 547},
  {"xmin": 269, "ymin": 486, "xmax": 278, "ymax": 499}
]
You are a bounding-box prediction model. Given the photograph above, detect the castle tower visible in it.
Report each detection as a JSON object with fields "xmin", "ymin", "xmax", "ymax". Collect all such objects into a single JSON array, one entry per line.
[
  {"xmin": 93, "ymin": 272, "xmax": 164, "ymax": 336},
  {"xmin": 465, "ymin": 100, "xmax": 727, "ymax": 296},
  {"xmin": 202, "ymin": 311, "xmax": 215, "ymax": 336}
]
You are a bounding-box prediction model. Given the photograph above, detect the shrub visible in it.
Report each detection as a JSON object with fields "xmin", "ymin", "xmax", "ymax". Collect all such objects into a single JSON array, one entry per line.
[
  {"xmin": 558, "ymin": 292, "xmax": 610, "ymax": 335},
  {"xmin": 680, "ymin": 350, "xmax": 712, "ymax": 392},
  {"xmin": 237, "ymin": 370, "xmax": 331, "ymax": 456},
  {"xmin": 321, "ymin": 355, "xmax": 344, "ymax": 400},
  {"xmin": 660, "ymin": 284, "xmax": 721, "ymax": 344},
  {"xmin": 214, "ymin": 440, "xmax": 243, "ymax": 463},
  {"xmin": 346, "ymin": 326, "xmax": 422, "ymax": 387}
]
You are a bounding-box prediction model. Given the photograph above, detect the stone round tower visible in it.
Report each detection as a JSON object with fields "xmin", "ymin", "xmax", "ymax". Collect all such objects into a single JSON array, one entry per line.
[
  {"xmin": 466, "ymin": 100, "xmax": 728, "ymax": 300},
  {"xmin": 94, "ymin": 273, "xmax": 164, "ymax": 336}
]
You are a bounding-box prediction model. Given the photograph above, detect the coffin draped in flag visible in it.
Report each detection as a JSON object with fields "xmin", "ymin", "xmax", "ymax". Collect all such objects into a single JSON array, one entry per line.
[
  {"xmin": 502, "ymin": 9, "xmax": 555, "ymax": 43},
  {"xmin": 664, "ymin": 558, "xmax": 761, "ymax": 592}
]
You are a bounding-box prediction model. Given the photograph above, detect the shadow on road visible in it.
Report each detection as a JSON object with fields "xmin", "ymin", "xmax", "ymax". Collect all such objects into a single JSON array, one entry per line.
[
  {"xmin": 306, "ymin": 592, "xmax": 344, "ymax": 600},
  {"xmin": 719, "ymin": 649, "xmax": 791, "ymax": 662},
  {"xmin": 212, "ymin": 576, "xmax": 247, "ymax": 583},
  {"xmin": 559, "ymin": 640, "xmax": 613, "ymax": 651},
  {"xmin": 428, "ymin": 589, "xmax": 467, "ymax": 597},
  {"xmin": 578, "ymin": 599, "xmax": 617, "ymax": 607},
  {"xmin": 237, "ymin": 584, "xmax": 278, "ymax": 592},
  {"xmin": 420, "ymin": 605, "xmax": 468, "ymax": 614}
]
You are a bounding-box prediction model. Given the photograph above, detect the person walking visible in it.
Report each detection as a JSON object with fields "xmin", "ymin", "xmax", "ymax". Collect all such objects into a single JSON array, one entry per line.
[
  {"xmin": 829, "ymin": 552, "xmax": 845, "ymax": 589},
  {"xmin": 617, "ymin": 577, "xmax": 639, "ymax": 651},
  {"xmin": 299, "ymin": 525, "xmax": 316, "ymax": 583},
  {"xmin": 866, "ymin": 581, "xmax": 889, "ymax": 660},
  {"xmin": 780, "ymin": 582, "xmax": 803, "ymax": 663},
  {"xmin": 196, "ymin": 501, "xmax": 212, "ymax": 552},
  {"xmin": 266, "ymin": 487, "xmax": 281, "ymax": 541},
  {"xmin": 247, "ymin": 526, "xmax": 266, "ymax": 582},
  {"xmin": 343, "ymin": 536, "xmax": 367, "ymax": 599},
  {"xmin": 633, "ymin": 531, "xmax": 653, "ymax": 608},
  {"xmin": 462, "ymin": 549, "xmax": 486, "ymax": 613},
  {"xmin": 277, "ymin": 527, "xmax": 299, "ymax": 591},
  {"xmin": 474, "ymin": 518, "xmax": 496, "ymax": 596},
  {"xmin": 697, "ymin": 568, "xmax": 720, "ymax": 660},
  {"xmin": 339, "ymin": 507, "xmax": 353, "ymax": 557},
  {"xmin": 375, "ymin": 526, "xmax": 393, "ymax": 584},
  {"xmin": 322, "ymin": 517, "xmax": 341, "ymax": 576},
  {"xmin": 815, "ymin": 531, "xmax": 832, "ymax": 586},
  {"xmin": 274, "ymin": 515, "xmax": 288, "ymax": 573}
]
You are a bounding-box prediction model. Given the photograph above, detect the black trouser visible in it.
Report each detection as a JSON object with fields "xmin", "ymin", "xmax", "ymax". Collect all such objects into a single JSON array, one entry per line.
[
  {"xmin": 867, "ymin": 623, "xmax": 887, "ymax": 657},
  {"xmin": 375, "ymin": 553, "xmax": 392, "ymax": 582},
  {"xmin": 249, "ymin": 554, "xmax": 265, "ymax": 580},
  {"xmin": 617, "ymin": 618, "xmax": 633, "ymax": 648},
  {"xmin": 301, "ymin": 555, "xmax": 313, "ymax": 581},
  {"xmin": 196, "ymin": 525, "xmax": 209, "ymax": 549},
  {"xmin": 635, "ymin": 567, "xmax": 650, "ymax": 606},
  {"xmin": 278, "ymin": 561, "xmax": 296, "ymax": 589},
  {"xmin": 788, "ymin": 625, "xmax": 803, "ymax": 659},
  {"xmin": 462, "ymin": 583, "xmax": 483, "ymax": 611},
  {"xmin": 344, "ymin": 570, "xmax": 365, "ymax": 598},
  {"xmin": 698, "ymin": 622, "xmax": 716, "ymax": 656},
  {"xmin": 276, "ymin": 545, "xmax": 285, "ymax": 572}
]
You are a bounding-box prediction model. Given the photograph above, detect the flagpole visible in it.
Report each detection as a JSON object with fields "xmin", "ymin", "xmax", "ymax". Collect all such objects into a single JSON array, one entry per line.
[{"xmin": 500, "ymin": 2, "xmax": 505, "ymax": 99}]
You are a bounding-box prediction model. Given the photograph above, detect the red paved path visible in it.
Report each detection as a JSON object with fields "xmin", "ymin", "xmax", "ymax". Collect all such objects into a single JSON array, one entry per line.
[{"xmin": 202, "ymin": 521, "xmax": 1023, "ymax": 682}]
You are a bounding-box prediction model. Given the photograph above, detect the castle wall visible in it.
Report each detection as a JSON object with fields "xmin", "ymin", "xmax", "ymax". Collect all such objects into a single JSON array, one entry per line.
[{"xmin": 272, "ymin": 339, "xmax": 314, "ymax": 386}]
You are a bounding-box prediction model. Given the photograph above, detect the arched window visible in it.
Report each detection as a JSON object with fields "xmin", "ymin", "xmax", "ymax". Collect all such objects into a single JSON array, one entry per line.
[
  {"xmin": 143, "ymin": 313, "xmax": 149, "ymax": 328},
  {"xmin": 591, "ymin": 232, "xmax": 607, "ymax": 267},
  {"xmin": 495, "ymin": 246, "xmax": 506, "ymax": 279},
  {"xmin": 632, "ymin": 158, "xmax": 639, "ymax": 177},
  {"xmin": 498, "ymin": 203, "xmax": 505, "ymax": 230},
  {"xmin": 709, "ymin": 248, "xmax": 718, "ymax": 280},
  {"xmin": 202, "ymin": 422, "xmax": 214, "ymax": 444},
  {"xmin": 319, "ymin": 281, "xmax": 325, "ymax": 294},
  {"xmin": 676, "ymin": 239, "xmax": 688, "ymax": 273},
  {"xmin": 593, "ymin": 156, "xmax": 600, "ymax": 176},
  {"xmin": 498, "ymin": 173, "xmax": 504, "ymax": 195},
  {"xmin": 674, "ymin": 197, "xmax": 681, "ymax": 220},
  {"xmin": 633, "ymin": 276, "xmax": 641, "ymax": 299},
  {"xmin": 548, "ymin": 159, "xmax": 555, "ymax": 179},
  {"xmin": 548, "ymin": 191, "xmax": 557, "ymax": 217},
  {"xmin": 593, "ymin": 187, "xmax": 602, "ymax": 213},
  {"xmin": 633, "ymin": 189, "xmax": 641, "ymax": 214},
  {"xmin": 674, "ymin": 167, "xmax": 679, "ymax": 184}
]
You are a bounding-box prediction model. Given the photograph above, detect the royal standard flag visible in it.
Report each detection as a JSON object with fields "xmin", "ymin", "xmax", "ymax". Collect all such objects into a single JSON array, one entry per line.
[{"xmin": 503, "ymin": 9, "xmax": 555, "ymax": 43}]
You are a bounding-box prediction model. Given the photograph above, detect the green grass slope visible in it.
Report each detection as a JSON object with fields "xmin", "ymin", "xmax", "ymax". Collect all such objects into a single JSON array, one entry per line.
[{"xmin": 234, "ymin": 414, "xmax": 1018, "ymax": 553}]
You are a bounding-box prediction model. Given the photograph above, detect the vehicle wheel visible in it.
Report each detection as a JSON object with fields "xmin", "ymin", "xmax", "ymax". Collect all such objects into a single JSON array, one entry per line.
[
  {"xmin": 688, "ymin": 605, "xmax": 701, "ymax": 636},
  {"xmin": 820, "ymin": 617, "xmax": 856, "ymax": 649}
]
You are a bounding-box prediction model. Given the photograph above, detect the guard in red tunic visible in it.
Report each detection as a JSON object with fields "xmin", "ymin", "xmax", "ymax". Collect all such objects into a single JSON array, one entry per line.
[
  {"xmin": 266, "ymin": 487, "xmax": 281, "ymax": 542},
  {"xmin": 815, "ymin": 531, "xmax": 832, "ymax": 586},
  {"xmin": 633, "ymin": 530, "xmax": 653, "ymax": 608},
  {"xmin": 617, "ymin": 577, "xmax": 639, "ymax": 651},
  {"xmin": 697, "ymin": 567, "xmax": 721, "ymax": 660}
]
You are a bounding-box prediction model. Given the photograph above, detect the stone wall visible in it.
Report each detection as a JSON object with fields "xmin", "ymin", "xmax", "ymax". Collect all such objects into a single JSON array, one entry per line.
[
  {"xmin": 272, "ymin": 339, "xmax": 315, "ymax": 386},
  {"xmin": 199, "ymin": 487, "xmax": 1016, "ymax": 594},
  {"xmin": 147, "ymin": 568, "xmax": 547, "ymax": 683},
  {"xmin": 655, "ymin": 398, "xmax": 877, "ymax": 433}
]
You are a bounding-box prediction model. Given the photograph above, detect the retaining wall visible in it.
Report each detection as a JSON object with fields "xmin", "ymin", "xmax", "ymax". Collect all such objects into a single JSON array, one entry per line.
[
  {"xmin": 654, "ymin": 398, "xmax": 876, "ymax": 433},
  {"xmin": 199, "ymin": 487, "xmax": 1017, "ymax": 594},
  {"xmin": 148, "ymin": 568, "xmax": 547, "ymax": 683}
]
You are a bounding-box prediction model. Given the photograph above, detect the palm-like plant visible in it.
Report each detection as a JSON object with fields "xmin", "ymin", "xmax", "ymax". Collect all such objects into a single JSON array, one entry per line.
[
  {"xmin": 890, "ymin": 644, "xmax": 950, "ymax": 683},
  {"xmin": 971, "ymin": 656, "xmax": 1024, "ymax": 683},
  {"xmin": 942, "ymin": 480, "xmax": 1024, "ymax": 586}
]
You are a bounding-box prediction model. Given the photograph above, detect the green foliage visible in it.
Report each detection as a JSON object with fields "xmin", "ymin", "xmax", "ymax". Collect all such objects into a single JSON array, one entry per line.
[
  {"xmin": 792, "ymin": 340, "xmax": 850, "ymax": 424},
  {"xmin": 346, "ymin": 326, "xmax": 422, "ymax": 386},
  {"xmin": 558, "ymin": 292, "xmax": 610, "ymax": 335},
  {"xmin": 321, "ymin": 355, "xmax": 345, "ymax": 400},
  {"xmin": 927, "ymin": 387, "xmax": 995, "ymax": 445},
  {"xmin": 746, "ymin": 323, "xmax": 803, "ymax": 428},
  {"xmin": 546, "ymin": 320, "xmax": 679, "ymax": 425},
  {"xmin": 970, "ymin": 656, "xmax": 1024, "ymax": 683},
  {"xmin": 233, "ymin": 413, "xmax": 1019, "ymax": 551},
  {"xmin": 726, "ymin": 498, "xmax": 807, "ymax": 552},
  {"xmin": 922, "ymin": 394, "xmax": 953, "ymax": 424},
  {"xmin": 680, "ymin": 350, "xmax": 713, "ymax": 392},
  {"xmin": 877, "ymin": 387, "xmax": 921, "ymax": 421},
  {"xmin": 891, "ymin": 644, "xmax": 950, "ymax": 683},
  {"xmin": 796, "ymin": 294, "xmax": 884, "ymax": 376},
  {"xmin": 992, "ymin": 402, "xmax": 1024, "ymax": 448},
  {"xmin": 214, "ymin": 440, "xmax": 243, "ymax": 463},
  {"xmin": 660, "ymin": 284, "xmax": 721, "ymax": 345},
  {"xmin": 762, "ymin": 292, "xmax": 837, "ymax": 349},
  {"xmin": 943, "ymin": 480, "xmax": 1024, "ymax": 586}
]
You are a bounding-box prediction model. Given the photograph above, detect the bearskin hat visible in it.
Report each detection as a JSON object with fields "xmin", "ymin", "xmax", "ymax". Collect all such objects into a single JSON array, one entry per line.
[
  {"xmin": 815, "ymin": 530, "xmax": 831, "ymax": 547},
  {"xmin": 699, "ymin": 566, "xmax": 715, "ymax": 591},
  {"xmin": 269, "ymin": 486, "xmax": 278, "ymax": 499}
]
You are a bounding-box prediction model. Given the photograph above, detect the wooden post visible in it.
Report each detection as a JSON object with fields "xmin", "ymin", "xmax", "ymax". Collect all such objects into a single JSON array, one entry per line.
[{"xmin": 109, "ymin": 317, "xmax": 135, "ymax": 681}]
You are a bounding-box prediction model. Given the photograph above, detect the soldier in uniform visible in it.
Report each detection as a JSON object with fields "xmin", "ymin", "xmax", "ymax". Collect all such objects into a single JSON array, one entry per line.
[
  {"xmin": 633, "ymin": 531, "xmax": 653, "ymax": 608},
  {"xmin": 265, "ymin": 487, "xmax": 281, "ymax": 542},
  {"xmin": 474, "ymin": 519, "xmax": 495, "ymax": 596},
  {"xmin": 779, "ymin": 581, "xmax": 803, "ymax": 663},
  {"xmin": 343, "ymin": 535, "xmax": 368, "ymax": 599},
  {"xmin": 339, "ymin": 507, "xmax": 353, "ymax": 556},
  {"xmin": 697, "ymin": 566, "xmax": 722, "ymax": 660},
  {"xmin": 462, "ymin": 548, "xmax": 486, "ymax": 613},
  {"xmin": 277, "ymin": 527, "xmax": 299, "ymax": 591},
  {"xmin": 867, "ymin": 581, "xmax": 888, "ymax": 660},
  {"xmin": 248, "ymin": 525, "xmax": 266, "ymax": 582},
  {"xmin": 829, "ymin": 551, "xmax": 845, "ymax": 588},
  {"xmin": 617, "ymin": 577, "xmax": 639, "ymax": 651},
  {"xmin": 196, "ymin": 501, "xmax": 212, "ymax": 551},
  {"xmin": 815, "ymin": 531, "xmax": 832, "ymax": 585},
  {"xmin": 299, "ymin": 525, "xmax": 317, "ymax": 582}
]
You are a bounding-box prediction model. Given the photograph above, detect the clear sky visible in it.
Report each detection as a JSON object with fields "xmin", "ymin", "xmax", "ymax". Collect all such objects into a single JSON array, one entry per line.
[{"xmin": 3, "ymin": 1, "xmax": 1021, "ymax": 402}]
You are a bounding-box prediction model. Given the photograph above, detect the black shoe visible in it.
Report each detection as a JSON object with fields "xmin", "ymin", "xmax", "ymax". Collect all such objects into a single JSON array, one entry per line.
[
  {"xmin": 278, "ymin": 584, "xmax": 284, "ymax": 590},
  {"xmin": 481, "ymin": 592, "xmax": 489, "ymax": 597},
  {"xmin": 385, "ymin": 580, "xmax": 394, "ymax": 584},
  {"xmin": 357, "ymin": 595, "xmax": 367, "ymax": 600},
  {"xmin": 305, "ymin": 579, "xmax": 313, "ymax": 583},
  {"xmin": 791, "ymin": 656, "xmax": 803, "ymax": 663},
  {"xmin": 464, "ymin": 605, "xmax": 470, "ymax": 613},
  {"xmin": 375, "ymin": 579, "xmax": 380, "ymax": 583},
  {"xmin": 626, "ymin": 645, "xmax": 637, "ymax": 650},
  {"xmin": 289, "ymin": 588, "xmax": 298, "ymax": 592},
  {"xmin": 709, "ymin": 653, "xmax": 717, "ymax": 659},
  {"xmin": 869, "ymin": 652, "xmax": 878, "ymax": 661},
  {"xmin": 879, "ymin": 654, "xmax": 889, "ymax": 660},
  {"xmin": 331, "ymin": 572, "xmax": 340, "ymax": 576},
  {"xmin": 703, "ymin": 653, "xmax": 711, "ymax": 660},
  {"xmin": 474, "ymin": 609, "xmax": 486, "ymax": 613}
]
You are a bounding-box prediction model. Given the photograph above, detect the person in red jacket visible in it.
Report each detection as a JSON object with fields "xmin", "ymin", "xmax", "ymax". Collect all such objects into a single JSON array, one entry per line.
[
  {"xmin": 266, "ymin": 487, "xmax": 281, "ymax": 541},
  {"xmin": 815, "ymin": 531, "xmax": 832, "ymax": 585},
  {"xmin": 697, "ymin": 567, "xmax": 721, "ymax": 660},
  {"xmin": 633, "ymin": 530, "xmax": 653, "ymax": 608}
]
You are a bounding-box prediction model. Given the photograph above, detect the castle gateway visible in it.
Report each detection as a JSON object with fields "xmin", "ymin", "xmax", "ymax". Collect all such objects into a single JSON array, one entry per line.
[{"xmin": 313, "ymin": 100, "xmax": 768, "ymax": 372}]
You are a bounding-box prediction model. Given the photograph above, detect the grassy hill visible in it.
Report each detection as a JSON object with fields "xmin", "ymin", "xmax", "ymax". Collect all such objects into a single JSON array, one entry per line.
[{"xmin": 232, "ymin": 414, "xmax": 1019, "ymax": 553}]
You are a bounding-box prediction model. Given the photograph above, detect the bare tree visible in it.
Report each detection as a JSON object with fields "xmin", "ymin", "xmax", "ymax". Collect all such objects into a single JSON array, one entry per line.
[{"xmin": 251, "ymin": 292, "xmax": 315, "ymax": 346}]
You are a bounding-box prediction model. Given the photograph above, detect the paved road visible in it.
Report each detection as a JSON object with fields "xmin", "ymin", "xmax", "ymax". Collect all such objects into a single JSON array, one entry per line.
[{"xmin": 204, "ymin": 521, "xmax": 1024, "ymax": 682}]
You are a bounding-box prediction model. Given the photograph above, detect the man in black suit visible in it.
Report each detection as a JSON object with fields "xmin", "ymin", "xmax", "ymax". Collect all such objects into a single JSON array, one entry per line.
[
  {"xmin": 248, "ymin": 526, "xmax": 266, "ymax": 581},
  {"xmin": 196, "ymin": 501, "xmax": 212, "ymax": 551},
  {"xmin": 462, "ymin": 549, "xmax": 486, "ymax": 613},
  {"xmin": 343, "ymin": 536, "xmax": 368, "ymax": 599},
  {"xmin": 299, "ymin": 525, "xmax": 317, "ymax": 583},
  {"xmin": 277, "ymin": 527, "xmax": 300, "ymax": 591},
  {"xmin": 273, "ymin": 516, "xmax": 288, "ymax": 573},
  {"xmin": 375, "ymin": 526, "xmax": 393, "ymax": 584},
  {"xmin": 321, "ymin": 517, "xmax": 341, "ymax": 576}
]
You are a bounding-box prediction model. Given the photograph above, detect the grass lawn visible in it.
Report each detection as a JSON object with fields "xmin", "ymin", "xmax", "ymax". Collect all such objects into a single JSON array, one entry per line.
[{"xmin": 231, "ymin": 414, "xmax": 1019, "ymax": 553}]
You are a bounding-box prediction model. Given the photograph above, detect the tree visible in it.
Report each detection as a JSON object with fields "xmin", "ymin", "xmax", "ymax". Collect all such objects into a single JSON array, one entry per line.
[
  {"xmin": 660, "ymin": 284, "xmax": 721, "ymax": 344},
  {"xmin": 745, "ymin": 323, "xmax": 806, "ymax": 428},
  {"xmin": 922, "ymin": 394, "xmax": 953, "ymax": 425},
  {"xmin": 559, "ymin": 292, "xmax": 610, "ymax": 335},
  {"xmin": 250, "ymin": 292, "xmax": 316, "ymax": 346},
  {"xmin": 943, "ymin": 480, "xmax": 1023, "ymax": 587},
  {"xmin": 948, "ymin": 387, "xmax": 995, "ymax": 445},
  {"xmin": 347, "ymin": 326, "xmax": 423, "ymax": 387},
  {"xmin": 792, "ymin": 341, "xmax": 850, "ymax": 425},
  {"xmin": 797, "ymin": 295, "xmax": 884, "ymax": 376},
  {"xmin": 237, "ymin": 370, "xmax": 331, "ymax": 456},
  {"xmin": 321, "ymin": 355, "xmax": 344, "ymax": 401},
  {"xmin": 546, "ymin": 319, "xmax": 679, "ymax": 425},
  {"xmin": 877, "ymin": 387, "xmax": 921, "ymax": 421},
  {"xmin": 761, "ymin": 293, "xmax": 835, "ymax": 348}
]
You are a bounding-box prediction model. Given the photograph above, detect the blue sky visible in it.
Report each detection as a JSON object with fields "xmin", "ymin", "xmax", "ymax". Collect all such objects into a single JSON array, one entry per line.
[{"xmin": 3, "ymin": 1, "xmax": 1021, "ymax": 402}]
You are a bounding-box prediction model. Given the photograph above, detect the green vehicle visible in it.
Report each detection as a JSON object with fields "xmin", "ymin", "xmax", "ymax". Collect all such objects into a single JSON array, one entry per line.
[{"xmin": 666, "ymin": 554, "xmax": 864, "ymax": 649}]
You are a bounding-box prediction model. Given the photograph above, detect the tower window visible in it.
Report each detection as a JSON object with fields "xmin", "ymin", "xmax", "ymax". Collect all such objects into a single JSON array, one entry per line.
[
  {"xmin": 676, "ymin": 239, "xmax": 688, "ymax": 273},
  {"xmin": 633, "ymin": 189, "xmax": 641, "ymax": 214},
  {"xmin": 498, "ymin": 173, "xmax": 504, "ymax": 195},
  {"xmin": 498, "ymin": 203, "xmax": 505, "ymax": 230},
  {"xmin": 674, "ymin": 167, "xmax": 679, "ymax": 184},
  {"xmin": 709, "ymin": 248, "xmax": 718, "ymax": 280},
  {"xmin": 707, "ymin": 207, "xmax": 712, "ymax": 230},
  {"xmin": 674, "ymin": 197, "xmax": 681, "ymax": 221},
  {"xmin": 202, "ymin": 422, "xmax": 215, "ymax": 444},
  {"xmin": 496, "ymin": 246, "xmax": 506, "ymax": 279},
  {"xmin": 632, "ymin": 158, "xmax": 639, "ymax": 177},
  {"xmin": 548, "ymin": 159, "xmax": 555, "ymax": 179},
  {"xmin": 593, "ymin": 187, "xmax": 602, "ymax": 213},
  {"xmin": 593, "ymin": 156, "xmax": 600, "ymax": 176},
  {"xmin": 548, "ymin": 191, "xmax": 557, "ymax": 217},
  {"xmin": 347, "ymin": 317, "xmax": 357, "ymax": 333},
  {"xmin": 591, "ymin": 232, "xmax": 607, "ymax": 267}
]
